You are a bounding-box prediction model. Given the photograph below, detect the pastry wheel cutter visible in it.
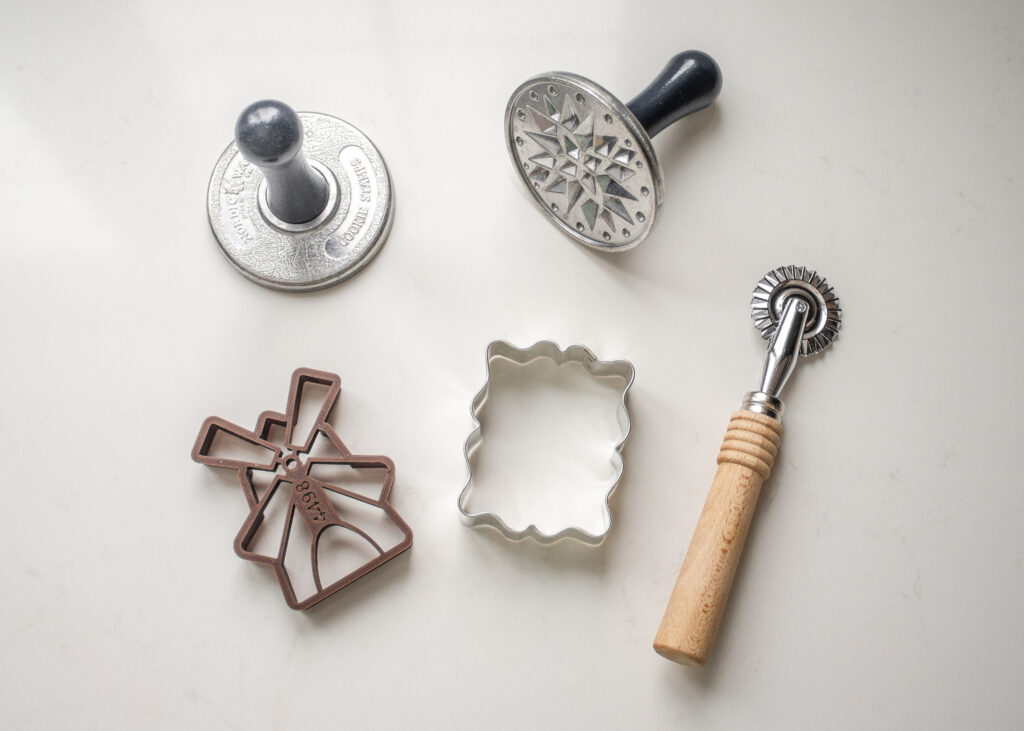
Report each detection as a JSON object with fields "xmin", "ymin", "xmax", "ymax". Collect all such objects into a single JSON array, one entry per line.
[
  {"xmin": 654, "ymin": 266, "xmax": 842, "ymax": 665},
  {"xmin": 458, "ymin": 340, "xmax": 635, "ymax": 545}
]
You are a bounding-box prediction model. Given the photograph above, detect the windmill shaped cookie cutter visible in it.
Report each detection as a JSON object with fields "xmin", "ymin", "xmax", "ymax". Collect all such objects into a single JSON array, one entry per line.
[
  {"xmin": 192, "ymin": 368, "xmax": 412, "ymax": 610},
  {"xmin": 458, "ymin": 340, "xmax": 635, "ymax": 545}
]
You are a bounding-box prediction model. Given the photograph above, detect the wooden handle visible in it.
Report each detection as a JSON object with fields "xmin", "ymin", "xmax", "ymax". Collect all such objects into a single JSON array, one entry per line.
[{"xmin": 653, "ymin": 410, "xmax": 783, "ymax": 666}]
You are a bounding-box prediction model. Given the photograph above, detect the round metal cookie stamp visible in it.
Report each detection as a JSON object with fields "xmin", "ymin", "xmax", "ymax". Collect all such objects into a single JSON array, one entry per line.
[
  {"xmin": 208, "ymin": 103, "xmax": 393, "ymax": 292},
  {"xmin": 505, "ymin": 51, "xmax": 722, "ymax": 252}
]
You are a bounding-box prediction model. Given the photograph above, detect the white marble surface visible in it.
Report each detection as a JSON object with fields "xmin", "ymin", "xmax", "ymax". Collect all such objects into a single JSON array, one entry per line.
[{"xmin": 2, "ymin": 0, "xmax": 1023, "ymax": 728}]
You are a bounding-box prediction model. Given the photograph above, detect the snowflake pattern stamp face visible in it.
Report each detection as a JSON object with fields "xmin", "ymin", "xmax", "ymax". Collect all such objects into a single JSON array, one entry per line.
[
  {"xmin": 191, "ymin": 368, "xmax": 412, "ymax": 610},
  {"xmin": 506, "ymin": 73, "xmax": 663, "ymax": 251}
]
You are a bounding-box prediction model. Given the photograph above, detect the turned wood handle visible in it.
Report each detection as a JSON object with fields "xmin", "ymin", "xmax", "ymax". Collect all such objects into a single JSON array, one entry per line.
[{"xmin": 653, "ymin": 410, "xmax": 783, "ymax": 666}]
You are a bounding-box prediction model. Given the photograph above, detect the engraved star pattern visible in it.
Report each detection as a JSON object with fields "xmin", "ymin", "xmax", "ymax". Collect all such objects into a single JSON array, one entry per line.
[{"xmin": 519, "ymin": 92, "xmax": 646, "ymax": 235}]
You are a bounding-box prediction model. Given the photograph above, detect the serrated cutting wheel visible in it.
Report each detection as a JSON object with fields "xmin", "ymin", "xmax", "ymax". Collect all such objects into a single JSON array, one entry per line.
[
  {"xmin": 654, "ymin": 266, "xmax": 843, "ymax": 667},
  {"xmin": 750, "ymin": 265, "xmax": 842, "ymax": 356}
]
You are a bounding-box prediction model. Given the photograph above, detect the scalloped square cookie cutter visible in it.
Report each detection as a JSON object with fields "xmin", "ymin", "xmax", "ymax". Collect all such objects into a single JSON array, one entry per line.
[{"xmin": 458, "ymin": 340, "xmax": 635, "ymax": 545}]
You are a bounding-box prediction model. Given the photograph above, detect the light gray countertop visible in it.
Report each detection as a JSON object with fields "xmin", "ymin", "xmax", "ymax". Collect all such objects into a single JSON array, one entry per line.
[{"xmin": 1, "ymin": 0, "xmax": 1021, "ymax": 727}]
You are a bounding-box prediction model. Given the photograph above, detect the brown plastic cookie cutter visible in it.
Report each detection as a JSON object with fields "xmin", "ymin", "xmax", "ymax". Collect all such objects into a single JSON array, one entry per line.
[{"xmin": 191, "ymin": 367, "xmax": 413, "ymax": 610}]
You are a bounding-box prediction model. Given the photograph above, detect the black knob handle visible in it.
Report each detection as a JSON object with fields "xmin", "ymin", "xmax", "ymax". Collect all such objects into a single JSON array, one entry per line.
[
  {"xmin": 626, "ymin": 51, "xmax": 722, "ymax": 139},
  {"xmin": 234, "ymin": 100, "xmax": 330, "ymax": 225}
]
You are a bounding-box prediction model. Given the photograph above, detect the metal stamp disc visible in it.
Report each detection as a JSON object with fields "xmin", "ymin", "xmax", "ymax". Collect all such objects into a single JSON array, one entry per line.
[
  {"xmin": 506, "ymin": 73, "xmax": 663, "ymax": 252},
  {"xmin": 207, "ymin": 112, "xmax": 393, "ymax": 292}
]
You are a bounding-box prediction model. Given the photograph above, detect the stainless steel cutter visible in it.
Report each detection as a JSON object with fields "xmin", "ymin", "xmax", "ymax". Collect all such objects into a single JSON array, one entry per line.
[{"xmin": 458, "ymin": 340, "xmax": 635, "ymax": 545}]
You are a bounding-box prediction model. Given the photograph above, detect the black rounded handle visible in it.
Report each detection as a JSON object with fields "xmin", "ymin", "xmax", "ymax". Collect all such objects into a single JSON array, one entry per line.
[
  {"xmin": 235, "ymin": 99, "xmax": 330, "ymax": 225},
  {"xmin": 626, "ymin": 51, "xmax": 722, "ymax": 139}
]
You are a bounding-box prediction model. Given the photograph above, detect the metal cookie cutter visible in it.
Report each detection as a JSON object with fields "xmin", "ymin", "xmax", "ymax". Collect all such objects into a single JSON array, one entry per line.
[
  {"xmin": 207, "ymin": 100, "xmax": 394, "ymax": 291},
  {"xmin": 191, "ymin": 367, "xmax": 413, "ymax": 610},
  {"xmin": 458, "ymin": 340, "xmax": 635, "ymax": 545},
  {"xmin": 654, "ymin": 266, "xmax": 842, "ymax": 666},
  {"xmin": 506, "ymin": 51, "xmax": 721, "ymax": 251}
]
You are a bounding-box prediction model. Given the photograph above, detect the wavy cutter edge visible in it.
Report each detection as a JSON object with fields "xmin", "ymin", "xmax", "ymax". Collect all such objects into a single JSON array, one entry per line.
[{"xmin": 457, "ymin": 339, "xmax": 636, "ymax": 546}]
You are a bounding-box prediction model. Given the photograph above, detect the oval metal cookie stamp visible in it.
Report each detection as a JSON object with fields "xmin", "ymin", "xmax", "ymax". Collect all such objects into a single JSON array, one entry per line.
[
  {"xmin": 507, "ymin": 74, "xmax": 661, "ymax": 250},
  {"xmin": 207, "ymin": 101, "xmax": 394, "ymax": 292},
  {"xmin": 505, "ymin": 52, "xmax": 721, "ymax": 252}
]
